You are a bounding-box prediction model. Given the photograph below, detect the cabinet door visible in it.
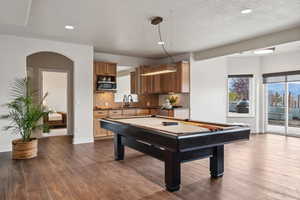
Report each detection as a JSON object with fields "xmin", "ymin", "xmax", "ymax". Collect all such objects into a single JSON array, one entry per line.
[
  {"xmin": 168, "ymin": 72, "xmax": 178, "ymax": 92},
  {"xmin": 136, "ymin": 109, "xmax": 150, "ymax": 115},
  {"xmin": 158, "ymin": 109, "xmax": 174, "ymax": 117},
  {"xmin": 130, "ymin": 72, "xmax": 137, "ymax": 94},
  {"xmin": 152, "ymin": 74, "xmax": 161, "ymax": 94},
  {"xmin": 160, "ymin": 73, "xmax": 169, "ymax": 94},
  {"xmin": 106, "ymin": 63, "xmax": 117, "ymax": 76},
  {"xmin": 150, "ymin": 109, "xmax": 160, "ymax": 115},
  {"xmin": 94, "ymin": 119, "xmax": 107, "ymax": 137},
  {"xmin": 175, "ymin": 62, "xmax": 190, "ymax": 93},
  {"xmin": 95, "ymin": 62, "xmax": 107, "ymax": 75},
  {"xmin": 107, "ymin": 130, "xmax": 114, "ymax": 136},
  {"xmin": 140, "ymin": 66, "xmax": 149, "ymax": 94}
]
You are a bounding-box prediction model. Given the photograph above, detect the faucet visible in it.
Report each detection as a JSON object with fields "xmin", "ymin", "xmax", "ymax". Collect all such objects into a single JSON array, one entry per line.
[
  {"xmin": 123, "ymin": 94, "xmax": 133, "ymax": 107},
  {"xmin": 128, "ymin": 94, "xmax": 133, "ymax": 103}
]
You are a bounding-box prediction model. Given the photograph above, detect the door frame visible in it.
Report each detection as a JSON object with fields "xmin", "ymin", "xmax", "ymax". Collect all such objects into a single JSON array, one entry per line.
[
  {"xmin": 264, "ymin": 81, "xmax": 300, "ymax": 137},
  {"xmin": 39, "ymin": 68, "xmax": 72, "ymax": 135}
]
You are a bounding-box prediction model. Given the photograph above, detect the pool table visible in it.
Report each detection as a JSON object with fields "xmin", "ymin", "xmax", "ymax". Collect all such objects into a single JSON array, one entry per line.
[{"xmin": 100, "ymin": 115, "xmax": 250, "ymax": 192}]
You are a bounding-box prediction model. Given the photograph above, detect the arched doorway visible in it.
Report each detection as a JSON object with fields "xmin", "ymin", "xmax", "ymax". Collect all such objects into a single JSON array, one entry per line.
[{"xmin": 26, "ymin": 52, "xmax": 74, "ymax": 136}]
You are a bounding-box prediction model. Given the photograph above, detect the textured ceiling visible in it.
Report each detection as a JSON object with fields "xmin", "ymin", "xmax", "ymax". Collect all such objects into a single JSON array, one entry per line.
[
  {"xmin": 0, "ymin": 0, "xmax": 32, "ymax": 26},
  {"xmin": 0, "ymin": 0, "xmax": 300, "ymax": 58}
]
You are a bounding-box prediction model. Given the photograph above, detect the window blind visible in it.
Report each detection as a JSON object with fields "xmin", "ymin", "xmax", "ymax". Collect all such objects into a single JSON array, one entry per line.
[
  {"xmin": 228, "ymin": 74, "xmax": 253, "ymax": 78},
  {"xmin": 263, "ymin": 70, "xmax": 300, "ymax": 84}
]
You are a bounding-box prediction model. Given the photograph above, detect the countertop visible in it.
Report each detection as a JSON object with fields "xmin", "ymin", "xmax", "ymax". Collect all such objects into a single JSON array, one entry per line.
[{"xmin": 94, "ymin": 106, "xmax": 187, "ymax": 111}]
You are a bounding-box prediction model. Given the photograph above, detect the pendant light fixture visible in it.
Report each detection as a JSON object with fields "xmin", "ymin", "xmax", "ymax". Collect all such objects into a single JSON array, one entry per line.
[
  {"xmin": 151, "ymin": 16, "xmax": 175, "ymax": 64},
  {"xmin": 141, "ymin": 16, "xmax": 177, "ymax": 76}
]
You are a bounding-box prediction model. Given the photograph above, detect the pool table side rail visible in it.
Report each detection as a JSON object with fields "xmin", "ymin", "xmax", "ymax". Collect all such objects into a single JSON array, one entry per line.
[
  {"xmin": 102, "ymin": 115, "xmax": 246, "ymax": 135},
  {"xmin": 106, "ymin": 115, "xmax": 244, "ymax": 129},
  {"xmin": 101, "ymin": 119, "xmax": 179, "ymax": 151},
  {"xmin": 100, "ymin": 117, "xmax": 250, "ymax": 152}
]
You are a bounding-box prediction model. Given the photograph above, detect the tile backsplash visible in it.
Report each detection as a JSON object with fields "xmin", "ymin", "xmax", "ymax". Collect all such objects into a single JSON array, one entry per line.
[{"xmin": 94, "ymin": 92, "xmax": 159, "ymax": 109}]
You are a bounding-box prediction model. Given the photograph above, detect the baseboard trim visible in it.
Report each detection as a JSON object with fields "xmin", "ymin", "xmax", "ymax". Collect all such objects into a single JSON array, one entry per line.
[
  {"xmin": 0, "ymin": 144, "xmax": 12, "ymax": 152},
  {"xmin": 73, "ymin": 137, "xmax": 94, "ymax": 144}
]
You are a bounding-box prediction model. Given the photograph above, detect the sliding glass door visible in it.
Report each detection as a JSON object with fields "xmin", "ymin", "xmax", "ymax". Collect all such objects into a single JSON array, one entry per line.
[
  {"xmin": 266, "ymin": 82, "xmax": 286, "ymax": 134},
  {"xmin": 287, "ymin": 81, "xmax": 300, "ymax": 136},
  {"xmin": 265, "ymin": 73, "xmax": 300, "ymax": 136}
]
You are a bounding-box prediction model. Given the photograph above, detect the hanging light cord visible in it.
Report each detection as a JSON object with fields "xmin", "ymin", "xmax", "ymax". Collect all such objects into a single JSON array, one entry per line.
[{"xmin": 158, "ymin": 24, "xmax": 175, "ymax": 64}]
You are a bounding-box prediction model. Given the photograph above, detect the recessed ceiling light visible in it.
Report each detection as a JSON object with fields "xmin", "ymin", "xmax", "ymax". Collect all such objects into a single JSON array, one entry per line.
[
  {"xmin": 158, "ymin": 41, "xmax": 165, "ymax": 45},
  {"xmin": 241, "ymin": 9, "xmax": 252, "ymax": 14},
  {"xmin": 65, "ymin": 25, "xmax": 74, "ymax": 30},
  {"xmin": 254, "ymin": 47, "xmax": 275, "ymax": 55}
]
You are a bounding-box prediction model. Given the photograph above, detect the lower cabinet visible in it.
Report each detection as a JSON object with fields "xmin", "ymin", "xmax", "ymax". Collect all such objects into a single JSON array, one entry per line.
[
  {"xmin": 94, "ymin": 119, "xmax": 107, "ymax": 137},
  {"xmin": 94, "ymin": 108, "xmax": 190, "ymax": 139},
  {"xmin": 123, "ymin": 109, "xmax": 136, "ymax": 116},
  {"xmin": 94, "ymin": 109, "xmax": 146, "ymax": 139},
  {"xmin": 150, "ymin": 108, "xmax": 189, "ymax": 119},
  {"xmin": 136, "ymin": 109, "xmax": 150, "ymax": 115},
  {"xmin": 157, "ymin": 109, "xmax": 174, "ymax": 117}
]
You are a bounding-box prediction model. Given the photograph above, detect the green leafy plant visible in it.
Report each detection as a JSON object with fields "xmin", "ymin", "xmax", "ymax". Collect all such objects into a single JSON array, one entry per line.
[
  {"xmin": 167, "ymin": 95, "xmax": 179, "ymax": 106},
  {"xmin": 0, "ymin": 78, "xmax": 50, "ymax": 142}
]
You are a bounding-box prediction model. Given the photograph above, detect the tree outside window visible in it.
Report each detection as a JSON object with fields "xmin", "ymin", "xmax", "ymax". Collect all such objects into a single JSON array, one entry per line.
[{"xmin": 228, "ymin": 77, "xmax": 252, "ymax": 114}]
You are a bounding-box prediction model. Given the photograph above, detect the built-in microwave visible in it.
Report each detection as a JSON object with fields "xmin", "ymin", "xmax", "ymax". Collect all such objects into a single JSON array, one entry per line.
[{"xmin": 97, "ymin": 82, "xmax": 117, "ymax": 90}]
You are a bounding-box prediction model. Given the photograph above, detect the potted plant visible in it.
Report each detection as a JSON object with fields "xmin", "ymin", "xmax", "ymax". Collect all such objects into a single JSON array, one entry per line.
[
  {"xmin": 167, "ymin": 95, "xmax": 179, "ymax": 106},
  {"xmin": 0, "ymin": 78, "xmax": 50, "ymax": 159}
]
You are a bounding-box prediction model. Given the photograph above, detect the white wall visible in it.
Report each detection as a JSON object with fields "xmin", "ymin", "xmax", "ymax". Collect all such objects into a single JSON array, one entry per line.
[
  {"xmin": 261, "ymin": 50, "xmax": 300, "ymax": 73},
  {"xmin": 155, "ymin": 53, "xmax": 190, "ymax": 65},
  {"xmin": 190, "ymin": 55, "xmax": 227, "ymax": 123},
  {"xmin": 94, "ymin": 52, "xmax": 157, "ymax": 66},
  {"xmin": 226, "ymin": 50, "xmax": 300, "ymax": 133},
  {"xmin": 94, "ymin": 52, "xmax": 190, "ymax": 66},
  {"xmin": 117, "ymin": 74, "xmax": 131, "ymax": 95},
  {"xmin": 260, "ymin": 50, "xmax": 300, "ymax": 133},
  {"xmin": 0, "ymin": 35, "xmax": 94, "ymax": 152},
  {"xmin": 193, "ymin": 26, "xmax": 300, "ymax": 61},
  {"xmin": 43, "ymin": 71, "xmax": 67, "ymax": 112}
]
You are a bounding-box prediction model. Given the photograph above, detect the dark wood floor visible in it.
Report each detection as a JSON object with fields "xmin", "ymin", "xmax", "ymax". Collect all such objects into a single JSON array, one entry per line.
[{"xmin": 1, "ymin": 134, "xmax": 300, "ymax": 200}]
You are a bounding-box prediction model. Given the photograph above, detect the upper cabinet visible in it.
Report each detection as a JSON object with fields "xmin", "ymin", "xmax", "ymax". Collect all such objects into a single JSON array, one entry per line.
[
  {"xmin": 130, "ymin": 71, "xmax": 137, "ymax": 94},
  {"xmin": 175, "ymin": 61, "xmax": 190, "ymax": 93},
  {"xmin": 134, "ymin": 61, "xmax": 190, "ymax": 95},
  {"xmin": 94, "ymin": 61, "xmax": 117, "ymax": 76},
  {"xmin": 94, "ymin": 61, "xmax": 117, "ymax": 92}
]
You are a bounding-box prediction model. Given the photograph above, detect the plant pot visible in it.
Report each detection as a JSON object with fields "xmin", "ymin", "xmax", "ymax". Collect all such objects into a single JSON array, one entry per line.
[{"xmin": 12, "ymin": 138, "xmax": 38, "ymax": 159}]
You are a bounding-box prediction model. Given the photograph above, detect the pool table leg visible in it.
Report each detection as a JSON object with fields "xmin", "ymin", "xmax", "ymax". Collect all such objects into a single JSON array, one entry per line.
[
  {"xmin": 114, "ymin": 133, "xmax": 124, "ymax": 161},
  {"xmin": 210, "ymin": 145, "xmax": 224, "ymax": 178},
  {"xmin": 164, "ymin": 151, "xmax": 181, "ymax": 192}
]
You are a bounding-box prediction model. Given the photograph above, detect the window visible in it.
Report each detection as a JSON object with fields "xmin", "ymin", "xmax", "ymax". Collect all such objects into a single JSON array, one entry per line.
[{"xmin": 228, "ymin": 74, "xmax": 254, "ymax": 117}]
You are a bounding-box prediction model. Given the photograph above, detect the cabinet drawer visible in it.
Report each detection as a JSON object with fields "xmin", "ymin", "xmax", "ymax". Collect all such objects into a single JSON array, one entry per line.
[
  {"xmin": 109, "ymin": 110, "xmax": 122, "ymax": 116},
  {"xmin": 94, "ymin": 110, "xmax": 108, "ymax": 118},
  {"xmin": 122, "ymin": 109, "xmax": 136, "ymax": 116},
  {"xmin": 136, "ymin": 109, "xmax": 150, "ymax": 115}
]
